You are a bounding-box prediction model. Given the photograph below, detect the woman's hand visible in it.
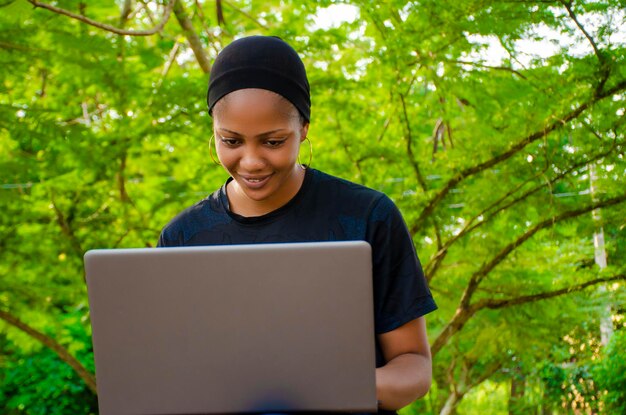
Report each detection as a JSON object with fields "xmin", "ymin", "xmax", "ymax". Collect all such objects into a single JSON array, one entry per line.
[{"xmin": 375, "ymin": 316, "xmax": 432, "ymax": 410}]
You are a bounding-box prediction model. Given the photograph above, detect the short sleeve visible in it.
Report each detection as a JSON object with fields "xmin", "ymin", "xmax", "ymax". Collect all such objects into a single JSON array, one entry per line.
[
  {"xmin": 157, "ymin": 232, "xmax": 170, "ymax": 247},
  {"xmin": 366, "ymin": 195, "xmax": 437, "ymax": 334},
  {"xmin": 157, "ymin": 222, "xmax": 184, "ymax": 247}
]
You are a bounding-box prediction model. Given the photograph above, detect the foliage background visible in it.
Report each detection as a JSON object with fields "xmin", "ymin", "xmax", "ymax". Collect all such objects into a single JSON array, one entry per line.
[{"xmin": 1, "ymin": 0, "xmax": 625, "ymax": 414}]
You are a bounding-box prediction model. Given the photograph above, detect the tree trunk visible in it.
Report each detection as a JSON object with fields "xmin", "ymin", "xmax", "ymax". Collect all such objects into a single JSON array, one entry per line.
[
  {"xmin": 509, "ymin": 369, "xmax": 525, "ymax": 415},
  {"xmin": 440, "ymin": 391, "xmax": 462, "ymax": 415},
  {"xmin": 589, "ymin": 162, "xmax": 613, "ymax": 346}
]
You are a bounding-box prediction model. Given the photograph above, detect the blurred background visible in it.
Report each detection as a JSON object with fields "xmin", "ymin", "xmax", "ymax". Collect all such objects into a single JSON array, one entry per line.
[{"xmin": 1, "ymin": 1, "xmax": 625, "ymax": 414}]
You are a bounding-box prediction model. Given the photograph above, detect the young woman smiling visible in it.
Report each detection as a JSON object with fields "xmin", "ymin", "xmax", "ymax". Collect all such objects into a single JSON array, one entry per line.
[
  {"xmin": 211, "ymin": 88, "xmax": 309, "ymax": 217},
  {"xmin": 158, "ymin": 36, "xmax": 437, "ymax": 413}
]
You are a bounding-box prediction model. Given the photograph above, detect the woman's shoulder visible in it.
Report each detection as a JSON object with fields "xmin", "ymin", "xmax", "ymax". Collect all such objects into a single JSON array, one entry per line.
[
  {"xmin": 308, "ymin": 169, "xmax": 396, "ymax": 215},
  {"xmin": 310, "ymin": 169, "xmax": 384, "ymax": 198},
  {"xmin": 159, "ymin": 188, "xmax": 229, "ymax": 243}
]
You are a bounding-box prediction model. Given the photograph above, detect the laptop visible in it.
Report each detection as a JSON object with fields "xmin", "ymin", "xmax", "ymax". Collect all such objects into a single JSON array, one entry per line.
[{"xmin": 84, "ymin": 241, "xmax": 377, "ymax": 415}]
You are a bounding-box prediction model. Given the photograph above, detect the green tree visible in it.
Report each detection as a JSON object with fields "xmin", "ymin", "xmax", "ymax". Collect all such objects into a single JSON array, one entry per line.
[{"xmin": 1, "ymin": 1, "xmax": 625, "ymax": 413}]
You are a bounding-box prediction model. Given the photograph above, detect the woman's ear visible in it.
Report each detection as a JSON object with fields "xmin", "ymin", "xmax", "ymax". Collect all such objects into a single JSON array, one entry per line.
[{"xmin": 300, "ymin": 122, "xmax": 310, "ymax": 142}]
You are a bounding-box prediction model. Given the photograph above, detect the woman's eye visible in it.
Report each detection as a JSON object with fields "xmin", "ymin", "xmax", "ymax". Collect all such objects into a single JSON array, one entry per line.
[
  {"xmin": 265, "ymin": 139, "xmax": 285, "ymax": 147},
  {"xmin": 220, "ymin": 138, "xmax": 240, "ymax": 146}
]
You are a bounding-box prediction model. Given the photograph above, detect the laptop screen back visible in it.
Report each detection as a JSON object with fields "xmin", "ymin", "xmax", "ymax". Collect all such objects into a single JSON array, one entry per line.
[{"xmin": 85, "ymin": 241, "xmax": 376, "ymax": 414}]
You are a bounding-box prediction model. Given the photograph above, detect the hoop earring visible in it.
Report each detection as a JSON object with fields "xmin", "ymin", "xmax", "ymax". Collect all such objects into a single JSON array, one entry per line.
[
  {"xmin": 209, "ymin": 135, "xmax": 221, "ymax": 166},
  {"xmin": 298, "ymin": 137, "xmax": 313, "ymax": 169}
]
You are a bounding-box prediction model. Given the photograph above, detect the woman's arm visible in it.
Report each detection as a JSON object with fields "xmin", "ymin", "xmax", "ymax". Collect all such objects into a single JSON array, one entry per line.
[{"xmin": 375, "ymin": 316, "xmax": 432, "ymax": 410}]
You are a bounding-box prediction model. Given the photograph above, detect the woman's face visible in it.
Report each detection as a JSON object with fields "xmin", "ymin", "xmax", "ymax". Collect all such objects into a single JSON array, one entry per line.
[{"xmin": 212, "ymin": 88, "xmax": 309, "ymax": 215}]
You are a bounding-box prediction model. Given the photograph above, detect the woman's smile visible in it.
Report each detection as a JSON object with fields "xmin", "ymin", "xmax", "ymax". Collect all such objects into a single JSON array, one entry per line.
[{"xmin": 238, "ymin": 173, "xmax": 273, "ymax": 189}]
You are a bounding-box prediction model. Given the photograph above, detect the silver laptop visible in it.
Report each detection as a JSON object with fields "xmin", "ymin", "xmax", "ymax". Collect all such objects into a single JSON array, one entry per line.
[{"xmin": 84, "ymin": 241, "xmax": 377, "ymax": 415}]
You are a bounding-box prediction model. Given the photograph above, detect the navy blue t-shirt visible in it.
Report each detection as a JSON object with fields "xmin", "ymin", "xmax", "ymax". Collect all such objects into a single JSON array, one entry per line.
[{"xmin": 158, "ymin": 168, "xmax": 437, "ymax": 414}]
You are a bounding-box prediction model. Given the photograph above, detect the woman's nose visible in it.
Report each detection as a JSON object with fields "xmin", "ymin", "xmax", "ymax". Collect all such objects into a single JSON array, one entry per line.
[{"xmin": 239, "ymin": 147, "xmax": 266, "ymax": 170}]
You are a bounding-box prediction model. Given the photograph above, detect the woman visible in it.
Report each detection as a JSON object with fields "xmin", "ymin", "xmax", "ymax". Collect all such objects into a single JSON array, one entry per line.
[{"xmin": 158, "ymin": 36, "xmax": 437, "ymax": 413}]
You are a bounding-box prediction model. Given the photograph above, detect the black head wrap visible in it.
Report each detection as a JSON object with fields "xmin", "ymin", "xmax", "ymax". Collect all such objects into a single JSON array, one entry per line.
[{"xmin": 207, "ymin": 36, "xmax": 311, "ymax": 122}]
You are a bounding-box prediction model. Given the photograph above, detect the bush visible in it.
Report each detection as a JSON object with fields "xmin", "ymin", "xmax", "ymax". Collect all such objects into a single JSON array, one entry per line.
[{"xmin": 594, "ymin": 330, "xmax": 626, "ymax": 414}]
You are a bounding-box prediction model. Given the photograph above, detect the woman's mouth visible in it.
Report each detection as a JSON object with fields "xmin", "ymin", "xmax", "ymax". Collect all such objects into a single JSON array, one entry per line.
[{"xmin": 239, "ymin": 174, "xmax": 272, "ymax": 189}]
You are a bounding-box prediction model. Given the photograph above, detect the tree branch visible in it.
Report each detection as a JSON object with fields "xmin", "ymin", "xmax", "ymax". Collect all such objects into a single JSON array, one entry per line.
[
  {"xmin": 0, "ymin": 40, "xmax": 47, "ymax": 52},
  {"xmin": 432, "ymin": 272, "xmax": 625, "ymax": 357},
  {"xmin": 447, "ymin": 59, "xmax": 527, "ymax": 79},
  {"xmin": 399, "ymin": 92, "xmax": 428, "ymax": 192},
  {"xmin": 335, "ymin": 116, "xmax": 364, "ymax": 183},
  {"xmin": 222, "ymin": 0, "xmax": 268, "ymax": 30},
  {"xmin": 50, "ymin": 197, "xmax": 84, "ymax": 260},
  {"xmin": 173, "ymin": 0, "xmax": 211, "ymax": 74},
  {"xmin": 411, "ymin": 79, "xmax": 626, "ymax": 233},
  {"xmin": 137, "ymin": 0, "xmax": 157, "ymax": 26},
  {"xmin": 216, "ymin": 0, "xmax": 225, "ymax": 26},
  {"xmin": 425, "ymin": 142, "xmax": 619, "ymax": 281},
  {"xmin": 558, "ymin": 0, "xmax": 604, "ymax": 65},
  {"xmin": 425, "ymin": 167, "xmax": 546, "ymax": 280},
  {"xmin": 559, "ymin": 0, "xmax": 611, "ymax": 96},
  {"xmin": 431, "ymin": 193, "xmax": 626, "ymax": 356},
  {"xmin": 193, "ymin": 0, "xmax": 221, "ymax": 56},
  {"xmin": 440, "ymin": 360, "xmax": 501, "ymax": 415},
  {"xmin": 476, "ymin": 274, "xmax": 625, "ymax": 310},
  {"xmin": 117, "ymin": 152, "xmax": 133, "ymax": 204},
  {"xmin": 462, "ymin": 192, "xmax": 626, "ymax": 306},
  {"xmin": 0, "ymin": 309, "xmax": 97, "ymax": 394},
  {"xmin": 376, "ymin": 115, "xmax": 392, "ymax": 142},
  {"xmin": 119, "ymin": 0, "xmax": 132, "ymax": 28},
  {"xmin": 158, "ymin": 41, "xmax": 181, "ymax": 88},
  {"xmin": 27, "ymin": 0, "xmax": 176, "ymax": 36}
]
